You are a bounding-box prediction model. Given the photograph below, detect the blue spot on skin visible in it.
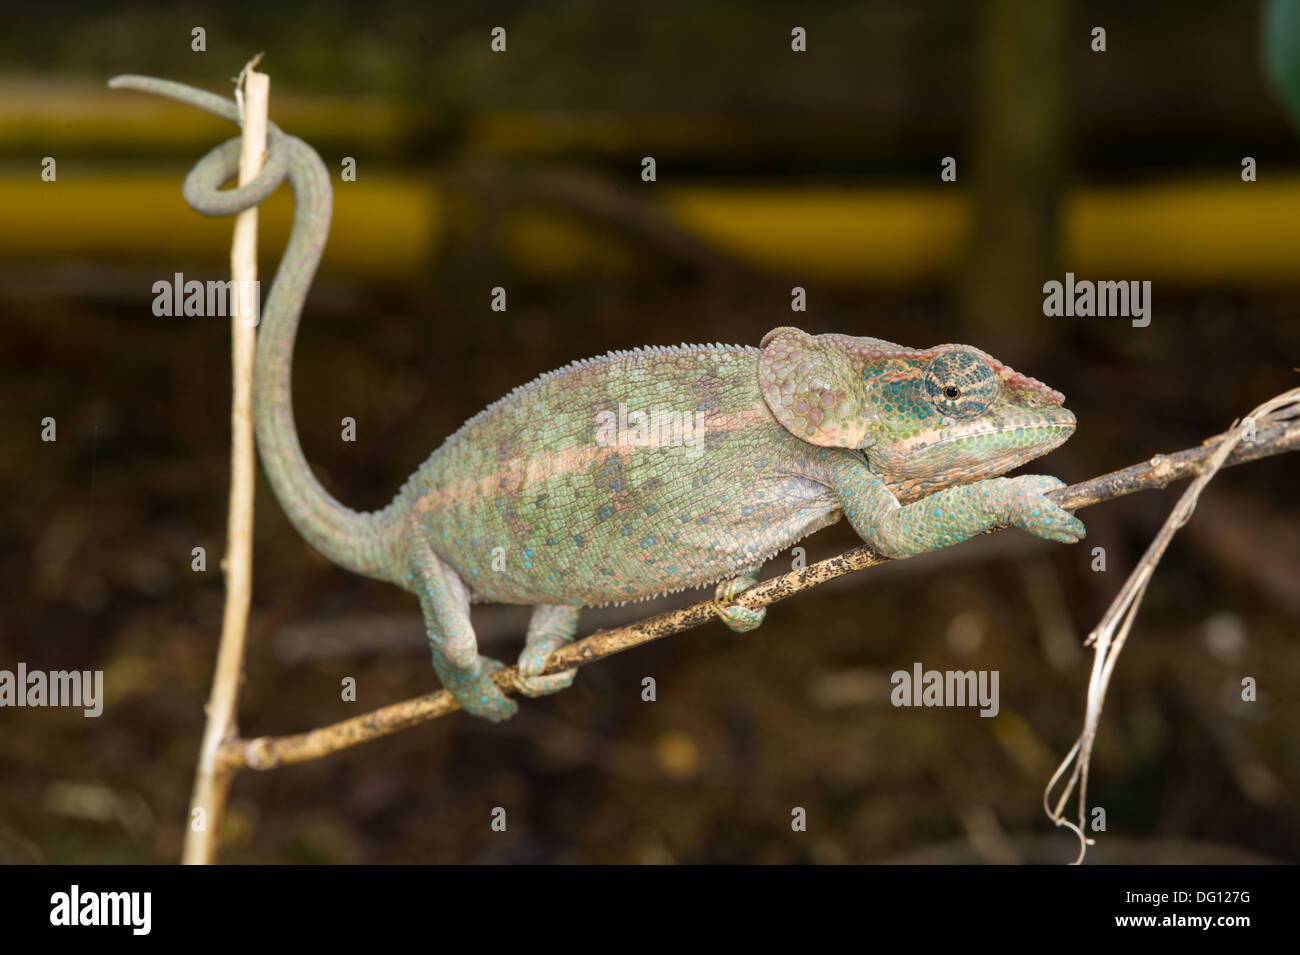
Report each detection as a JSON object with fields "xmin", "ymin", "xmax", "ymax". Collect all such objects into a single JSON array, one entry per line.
[
  {"xmin": 645, "ymin": 505, "xmax": 658, "ymax": 515},
  {"xmin": 621, "ymin": 525, "xmax": 633, "ymax": 537},
  {"xmin": 641, "ymin": 536, "xmax": 656, "ymax": 548},
  {"xmin": 573, "ymin": 534, "xmax": 585, "ymax": 546},
  {"xmin": 597, "ymin": 504, "xmax": 613, "ymax": 521},
  {"xmin": 546, "ymin": 537, "xmax": 557, "ymax": 546}
]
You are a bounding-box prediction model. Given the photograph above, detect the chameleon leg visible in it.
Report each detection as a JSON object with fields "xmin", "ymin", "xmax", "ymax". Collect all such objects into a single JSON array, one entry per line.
[
  {"xmin": 514, "ymin": 604, "xmax": 580, "ymax": 698},
  {"xmin": 829, "ymin": 455, "xmax": 1085, "ymax": 559},
  {"xmin": 404, "ymin": 542, "xmax": 517, "ymax": 722},
  {"xmin": 712, "ymin": 565, "xmax": 766, "ymax": 633}
]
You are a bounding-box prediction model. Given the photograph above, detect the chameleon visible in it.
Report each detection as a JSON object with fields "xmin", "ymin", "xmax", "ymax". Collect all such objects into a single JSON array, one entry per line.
[{"xmin": 110, "ymin": 76, "xmax": 1085, "ymax": 722}]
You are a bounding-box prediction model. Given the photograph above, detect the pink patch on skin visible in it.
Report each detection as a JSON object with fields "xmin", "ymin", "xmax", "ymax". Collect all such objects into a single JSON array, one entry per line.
[{"xmin": 413, "ymin": 405, "xmax": 775, "ymax": 514}]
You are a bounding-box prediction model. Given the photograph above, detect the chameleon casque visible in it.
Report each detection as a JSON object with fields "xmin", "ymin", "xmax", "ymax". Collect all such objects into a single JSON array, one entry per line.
[{"xmin": 112, "ymin": 76, "xmax": 1085, "ymax": 721}]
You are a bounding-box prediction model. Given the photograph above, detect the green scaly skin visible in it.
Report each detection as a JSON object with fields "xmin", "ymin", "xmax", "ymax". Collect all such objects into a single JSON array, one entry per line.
[{"xmin": 112, "ymin": 76, "xmax": 1085, "ymax": 722}]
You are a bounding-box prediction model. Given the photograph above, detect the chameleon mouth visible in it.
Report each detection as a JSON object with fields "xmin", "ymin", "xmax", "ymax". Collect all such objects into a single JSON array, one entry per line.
[
  {"xmin": 874, "ymin": 408, "xmax": 1077, "ymax": 480},
  {"xmin": 941, "ymin": 417, "xmax": 1072, "ymax": 451}
]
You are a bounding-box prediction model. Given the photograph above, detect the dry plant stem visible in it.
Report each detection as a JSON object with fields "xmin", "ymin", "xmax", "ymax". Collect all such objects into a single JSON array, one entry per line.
[
  {"xmin": 218, "ymin": 397, "xmax": 1300, "ymax": 772},
  {"xmin": 1043, "ymin": 386, "xmax": 1300, "ymax": 864},
  {"xmin": 181, "ymin": 60, "xmax": 268, "ymax": 866}
]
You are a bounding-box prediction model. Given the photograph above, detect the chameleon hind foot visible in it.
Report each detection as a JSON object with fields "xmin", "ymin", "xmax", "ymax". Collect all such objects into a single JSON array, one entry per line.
[
  {"xmin": 409, "ymin": 543, "xmax": 517, "ymax": 720},
  {"xmin": 514, "ymin": 605, "xmax": 580, "ymax": 698},
  {"xmin": 432, "ymin": 653, "xmax": 517, "ymax": 722},
  {"xmin": 712, "ymin": 568, "xmax": 766, "ymax": 633}
]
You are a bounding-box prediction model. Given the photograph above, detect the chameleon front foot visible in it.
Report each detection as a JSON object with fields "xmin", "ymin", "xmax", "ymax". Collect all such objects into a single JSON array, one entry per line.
[
  {"xmin": 1000, "ymin": 475, "xmax": 1086, "ymax": 544},
  {"xmin": 514, "ymin": 605, "xmax": 580, "ymax": 698},
  {"xmin": 712, "ymin": 568, "xmax": 766, "ymax": 633}
]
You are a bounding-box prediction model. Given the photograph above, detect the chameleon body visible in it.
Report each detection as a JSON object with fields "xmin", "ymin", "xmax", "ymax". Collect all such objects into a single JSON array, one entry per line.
[{"xmin": 111, "ymin": 76, "xmax": 1085, "ymax": 721}]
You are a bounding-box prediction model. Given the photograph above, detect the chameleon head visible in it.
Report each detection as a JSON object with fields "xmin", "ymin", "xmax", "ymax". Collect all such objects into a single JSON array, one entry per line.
[{"xmin": 758, "ymin": 327, "xmax": 1076, "ymax": 497}]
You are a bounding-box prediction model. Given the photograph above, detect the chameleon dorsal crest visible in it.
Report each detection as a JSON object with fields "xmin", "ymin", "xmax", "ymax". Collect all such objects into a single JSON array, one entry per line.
[{"xmin": 758, "ymin": 326, "xmax": 873, "ymax": 447}]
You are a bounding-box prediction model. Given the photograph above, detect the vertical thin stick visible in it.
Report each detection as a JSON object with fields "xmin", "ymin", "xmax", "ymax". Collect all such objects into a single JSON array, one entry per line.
[{"xmin": 182, "ymin": 58, "xmax": 268, "ymax": 865}]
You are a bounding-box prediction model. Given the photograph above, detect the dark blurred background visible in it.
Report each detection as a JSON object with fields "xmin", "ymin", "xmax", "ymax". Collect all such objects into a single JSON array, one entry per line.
[{"xmin": 1, "ymin": 0, "xmax": 1297, "ymax": 864}]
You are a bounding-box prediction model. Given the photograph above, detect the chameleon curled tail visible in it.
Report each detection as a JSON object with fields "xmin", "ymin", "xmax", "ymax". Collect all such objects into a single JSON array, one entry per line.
[{"xmin": 109, "ymin": 75, "xmax": 397, "ymax": 583}]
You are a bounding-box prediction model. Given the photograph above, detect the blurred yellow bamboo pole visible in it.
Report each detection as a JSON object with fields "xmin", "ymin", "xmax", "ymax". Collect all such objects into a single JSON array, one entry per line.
[{"xmin": 8, "ymin": 178, "xmax": 1300, "ymax": 285}]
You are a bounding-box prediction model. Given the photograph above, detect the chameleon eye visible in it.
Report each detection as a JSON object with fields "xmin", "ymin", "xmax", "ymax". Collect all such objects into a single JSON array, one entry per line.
[{"xmin": 923, "ymin": 351, "xmax": 998, "ymax": 419}]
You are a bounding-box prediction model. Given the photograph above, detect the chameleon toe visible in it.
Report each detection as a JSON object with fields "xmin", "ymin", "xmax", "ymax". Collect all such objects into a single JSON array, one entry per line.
[{"xmin": 714, "ymin": 604, "xmax": 767, "ymax": 633}]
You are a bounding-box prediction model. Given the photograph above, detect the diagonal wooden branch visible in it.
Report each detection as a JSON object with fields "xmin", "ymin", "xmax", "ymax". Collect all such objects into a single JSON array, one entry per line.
[{"xmin": 218, "ymin": 400, "xmax": 1300, "ymax": 773}]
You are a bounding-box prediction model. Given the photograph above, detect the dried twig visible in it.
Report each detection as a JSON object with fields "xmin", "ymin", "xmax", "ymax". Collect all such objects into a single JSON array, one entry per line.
[
  {"xmin": 182, "ymin": 57, "xmax": 268, "ymax": 866},
  {"xmin": 218, "ymin": 395, "xmax": 1300, "ymax": 773},
  {"xmin": 1043, "ymin": 385, "xmax": 1300, "ymax": 864}
]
